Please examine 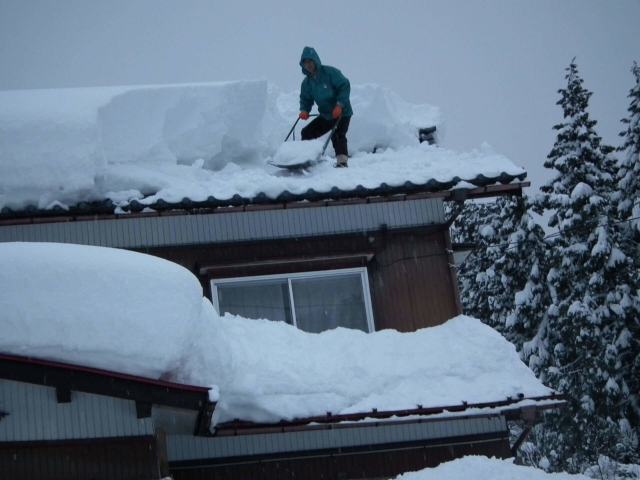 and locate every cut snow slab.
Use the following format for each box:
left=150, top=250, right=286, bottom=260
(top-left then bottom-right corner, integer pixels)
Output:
left=0, top=242, right=552, bottom=427
left=270, top=138, right=326, bottom=166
